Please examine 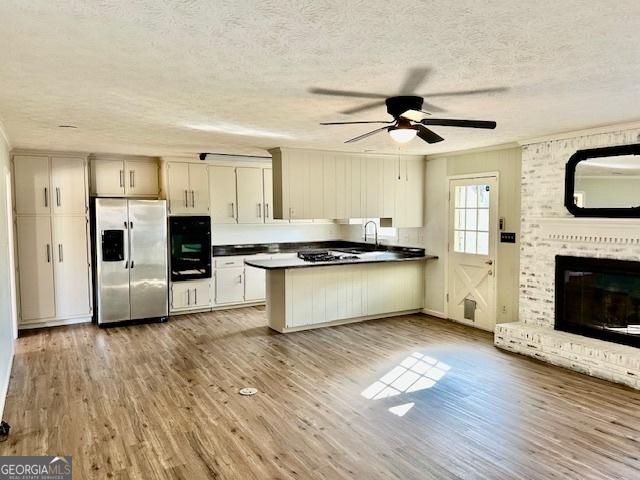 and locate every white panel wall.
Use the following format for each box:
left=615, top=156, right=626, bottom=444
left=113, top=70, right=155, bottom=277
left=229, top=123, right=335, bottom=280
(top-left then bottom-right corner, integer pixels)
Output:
left=0, top=125, right=16, bottom=418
